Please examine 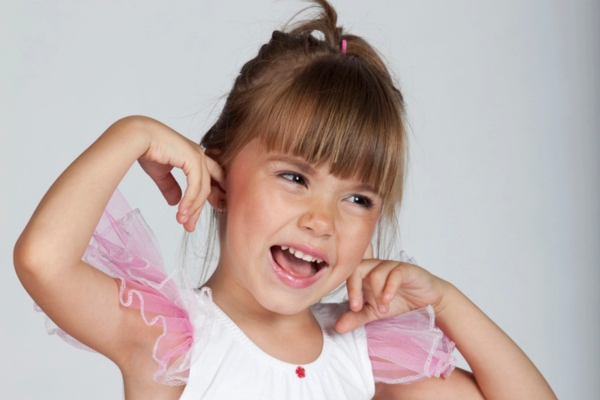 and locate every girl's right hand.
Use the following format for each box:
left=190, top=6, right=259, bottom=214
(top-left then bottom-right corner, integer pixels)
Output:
left=335, top=254, right=448, bottom=334
left=136, top=117, right=225, bottom=232
left=14, top=115, right=224, bottom=399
